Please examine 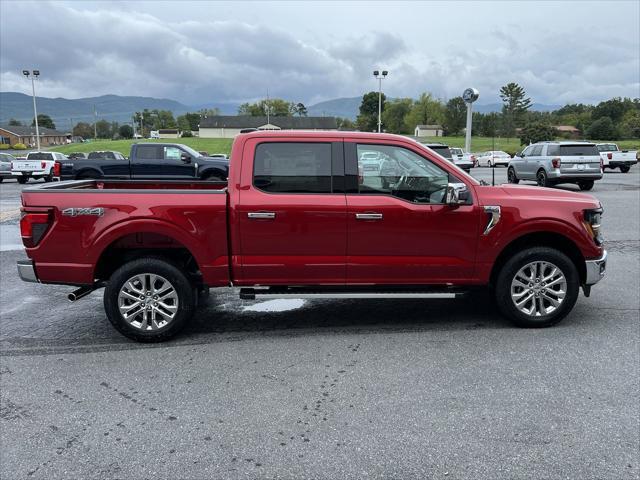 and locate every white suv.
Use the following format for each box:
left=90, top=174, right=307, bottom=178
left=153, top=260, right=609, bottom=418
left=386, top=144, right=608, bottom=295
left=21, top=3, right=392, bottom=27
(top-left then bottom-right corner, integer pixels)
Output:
left=508, top=141, right=602, bottom=191
left=11, top=151, right=66, bottom=184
